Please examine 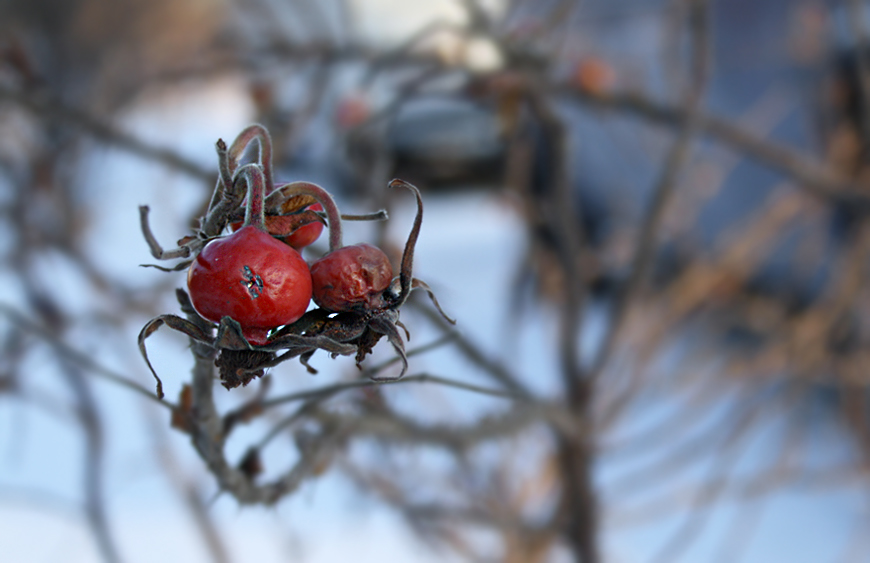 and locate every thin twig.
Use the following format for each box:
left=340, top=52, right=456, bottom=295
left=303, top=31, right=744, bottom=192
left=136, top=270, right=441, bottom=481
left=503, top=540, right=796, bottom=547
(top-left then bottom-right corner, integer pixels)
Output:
left=415, top=303, right=533, bottom=397
left=0, top=305, right=175, bottom=411
left=61, top=362, right=122, bottom=563
left=846, top=0, right=870, bottom=156
left=0, top=83, right=212, bottom=181
left=589, top=0, right=710, bottom=380
left=259, top=371, right=524, bottom=413
left=361, top=332, right=459, bottom=376
left=564, top=86, right=870, bottom=207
